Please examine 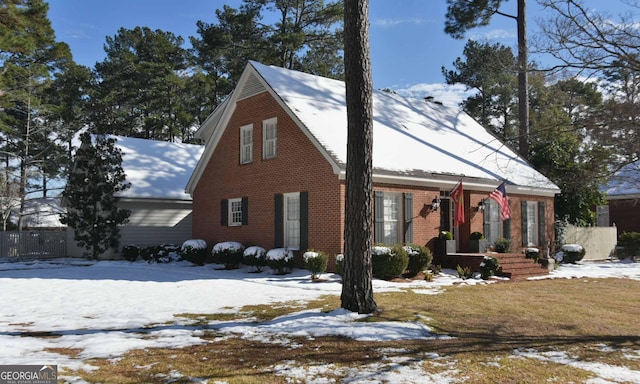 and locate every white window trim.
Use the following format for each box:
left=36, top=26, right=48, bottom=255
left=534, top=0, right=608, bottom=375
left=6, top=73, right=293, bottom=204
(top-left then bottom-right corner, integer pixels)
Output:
left=283, top=192, right=300, bottom=250
left=228, top=198, right=243, bottom=227
left=383, top=192, right=403, bottom=244
left=263, top=117, right=277, bottom=159
left=240, top=124, right=253, bottom=164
